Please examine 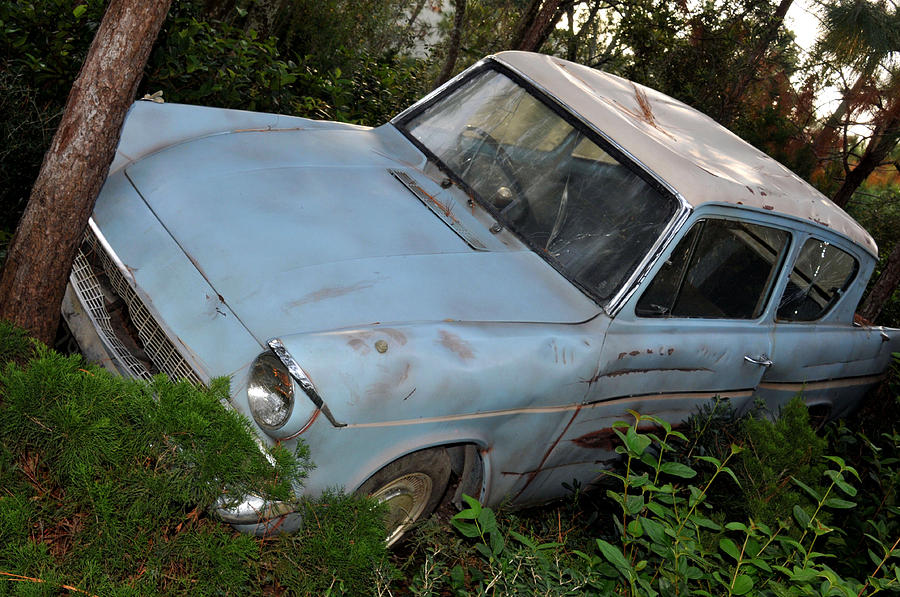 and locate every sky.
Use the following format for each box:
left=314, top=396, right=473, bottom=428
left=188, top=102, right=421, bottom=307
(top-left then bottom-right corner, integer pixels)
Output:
left=786, top=0, right=823, bottom=54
